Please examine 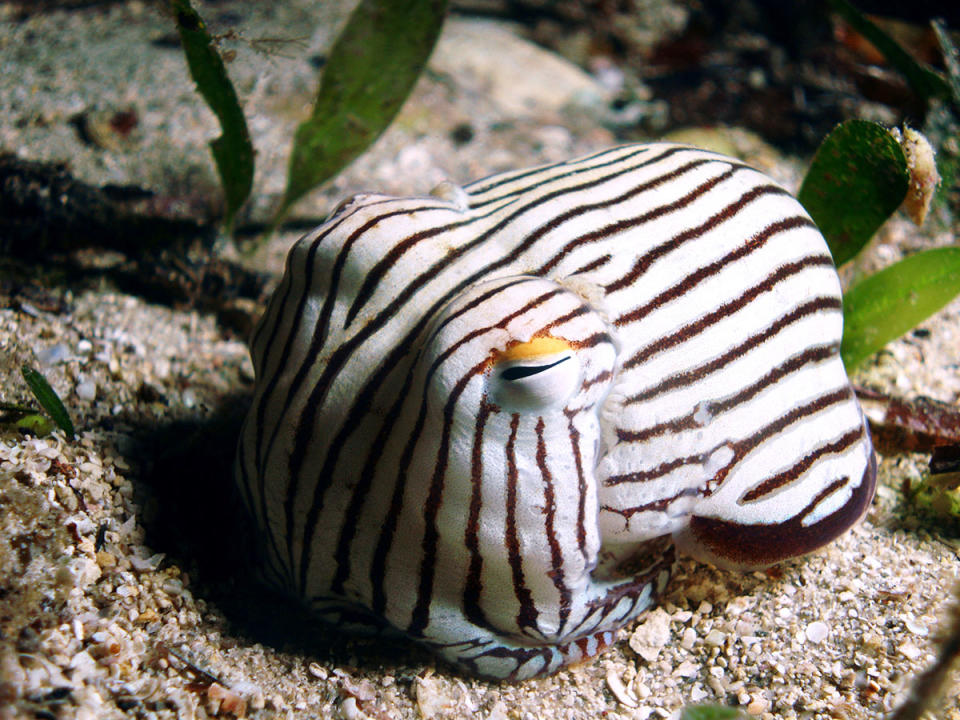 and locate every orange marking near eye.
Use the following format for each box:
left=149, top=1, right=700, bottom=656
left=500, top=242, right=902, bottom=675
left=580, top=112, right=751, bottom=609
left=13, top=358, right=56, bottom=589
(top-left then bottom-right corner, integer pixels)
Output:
left=499, top=336, right=572, bottom=362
